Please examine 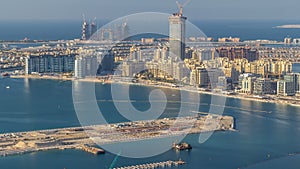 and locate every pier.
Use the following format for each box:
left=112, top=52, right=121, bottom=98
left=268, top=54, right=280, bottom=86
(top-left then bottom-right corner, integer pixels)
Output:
left=80, top=144, right=105, bottom=155
left=113, top=160, right=186, bottom=169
